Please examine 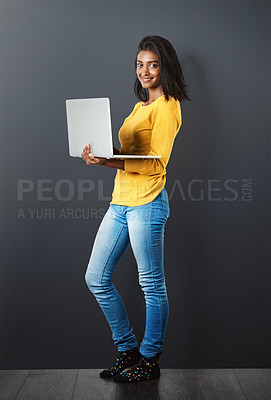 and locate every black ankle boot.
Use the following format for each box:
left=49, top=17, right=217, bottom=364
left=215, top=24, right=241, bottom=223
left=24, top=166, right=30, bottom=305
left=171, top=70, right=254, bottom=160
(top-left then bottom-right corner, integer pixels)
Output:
left=100, top=347, right=141, bottom=378
left=113, top=351, right=162, bottom=383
